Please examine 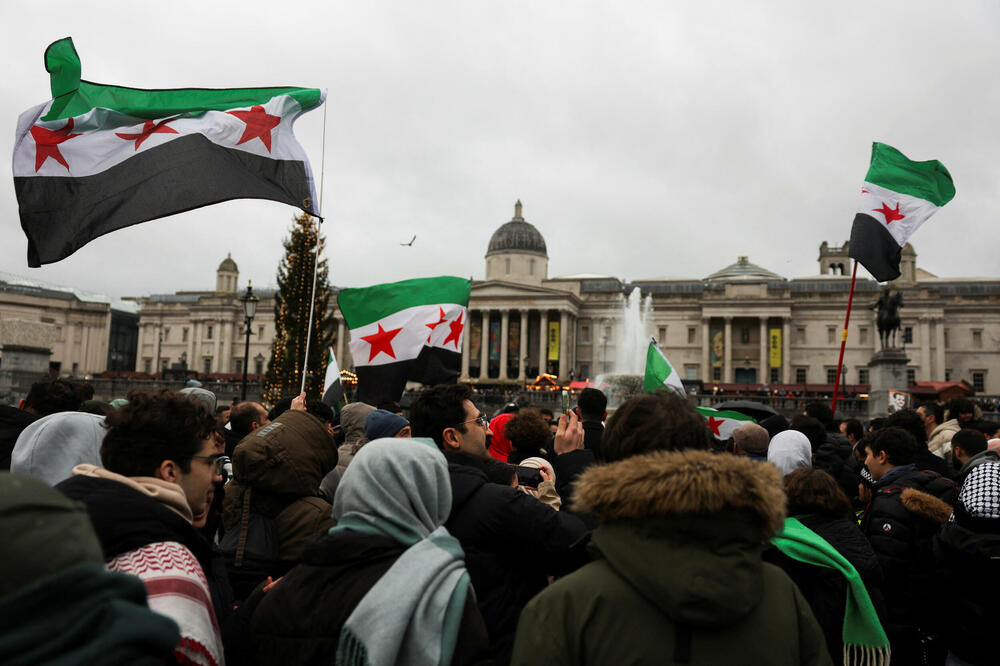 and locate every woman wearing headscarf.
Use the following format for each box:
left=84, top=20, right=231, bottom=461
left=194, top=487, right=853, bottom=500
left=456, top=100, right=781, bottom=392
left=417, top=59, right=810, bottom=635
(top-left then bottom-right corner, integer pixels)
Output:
left=249, top=438, right=491, bottom=665
left=768, top=430, right=813, bottom=477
